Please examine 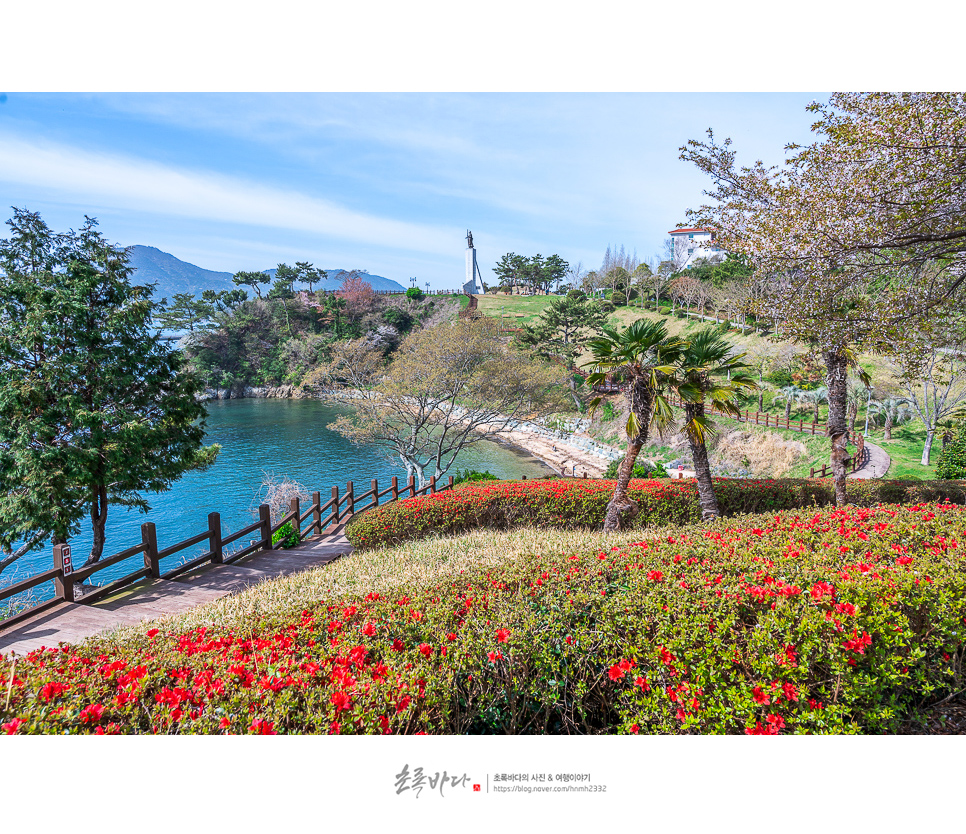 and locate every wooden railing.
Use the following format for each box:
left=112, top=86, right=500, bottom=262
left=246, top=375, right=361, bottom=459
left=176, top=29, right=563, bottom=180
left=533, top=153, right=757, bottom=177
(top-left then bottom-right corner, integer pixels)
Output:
left=0, top=474, right=455, bottom=631
left=667, top=397, right=828, bottom=436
